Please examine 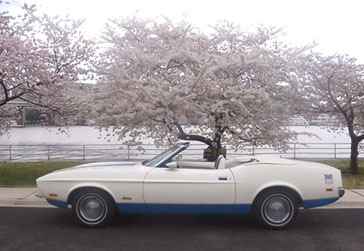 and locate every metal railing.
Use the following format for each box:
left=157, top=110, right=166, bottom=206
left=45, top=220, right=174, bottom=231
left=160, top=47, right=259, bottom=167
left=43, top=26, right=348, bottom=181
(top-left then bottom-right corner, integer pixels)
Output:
left=0, top=143, right=362, bottom=162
